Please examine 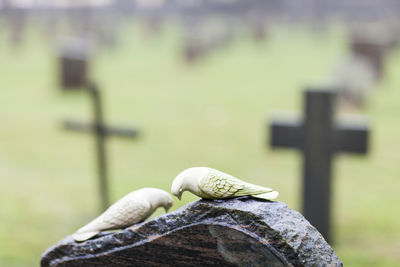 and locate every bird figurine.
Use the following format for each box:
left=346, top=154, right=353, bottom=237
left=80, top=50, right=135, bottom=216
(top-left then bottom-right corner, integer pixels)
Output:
left=72, top=188, right=173, bottom=242
left=171, top=167, right=279, bottom=200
